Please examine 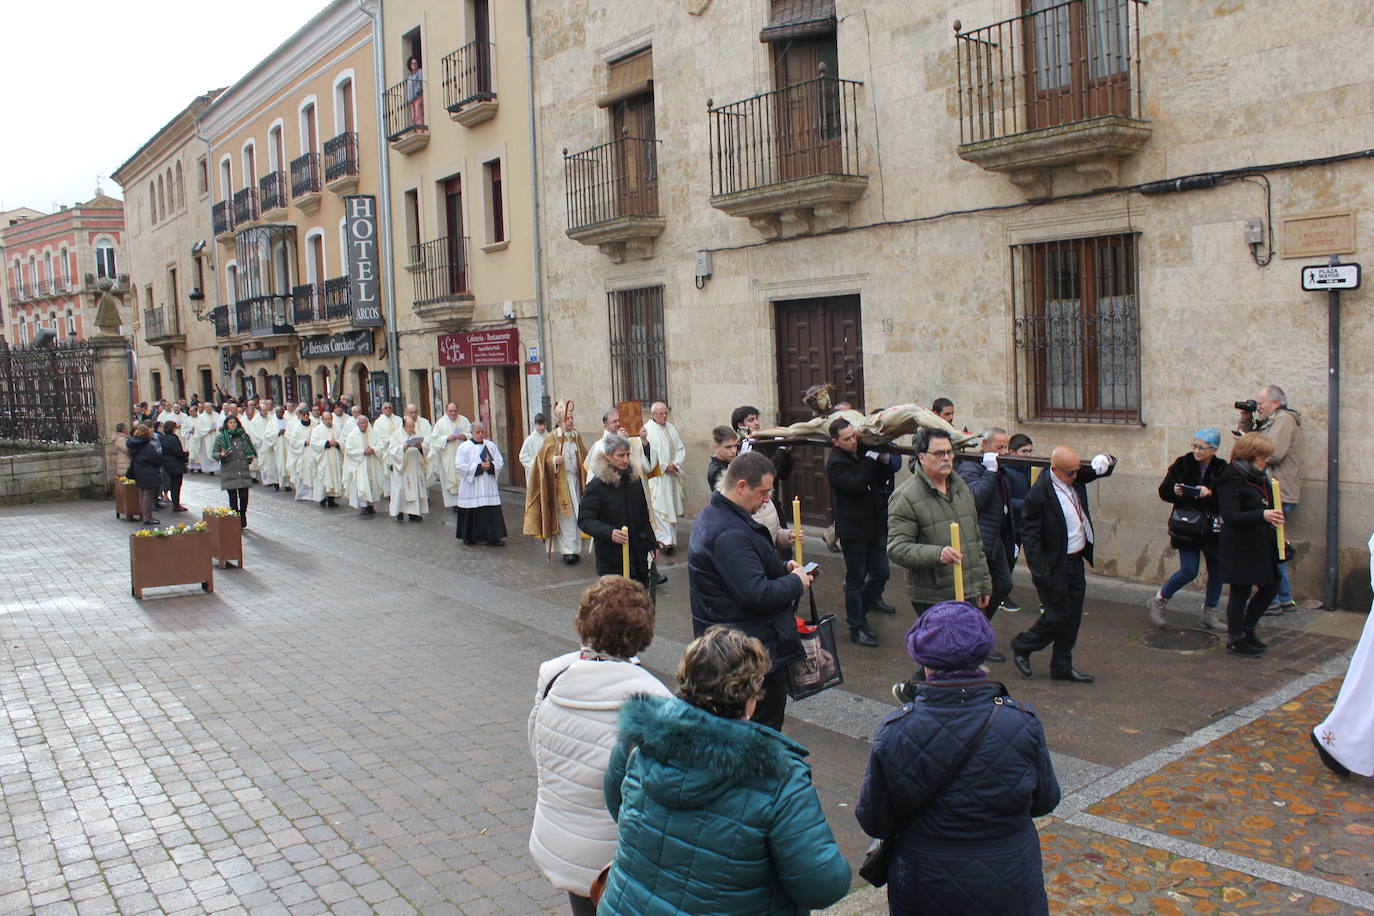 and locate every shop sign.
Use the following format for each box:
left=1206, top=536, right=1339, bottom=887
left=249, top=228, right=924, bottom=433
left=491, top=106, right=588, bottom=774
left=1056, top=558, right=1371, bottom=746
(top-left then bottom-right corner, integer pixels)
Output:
left=241, top=346, right=276, bottom=361
left=300, top=329, right=374, bottom=359
left=437, top=328, right=519, bottom=367
left=343, top=195, right=384, bottom=327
